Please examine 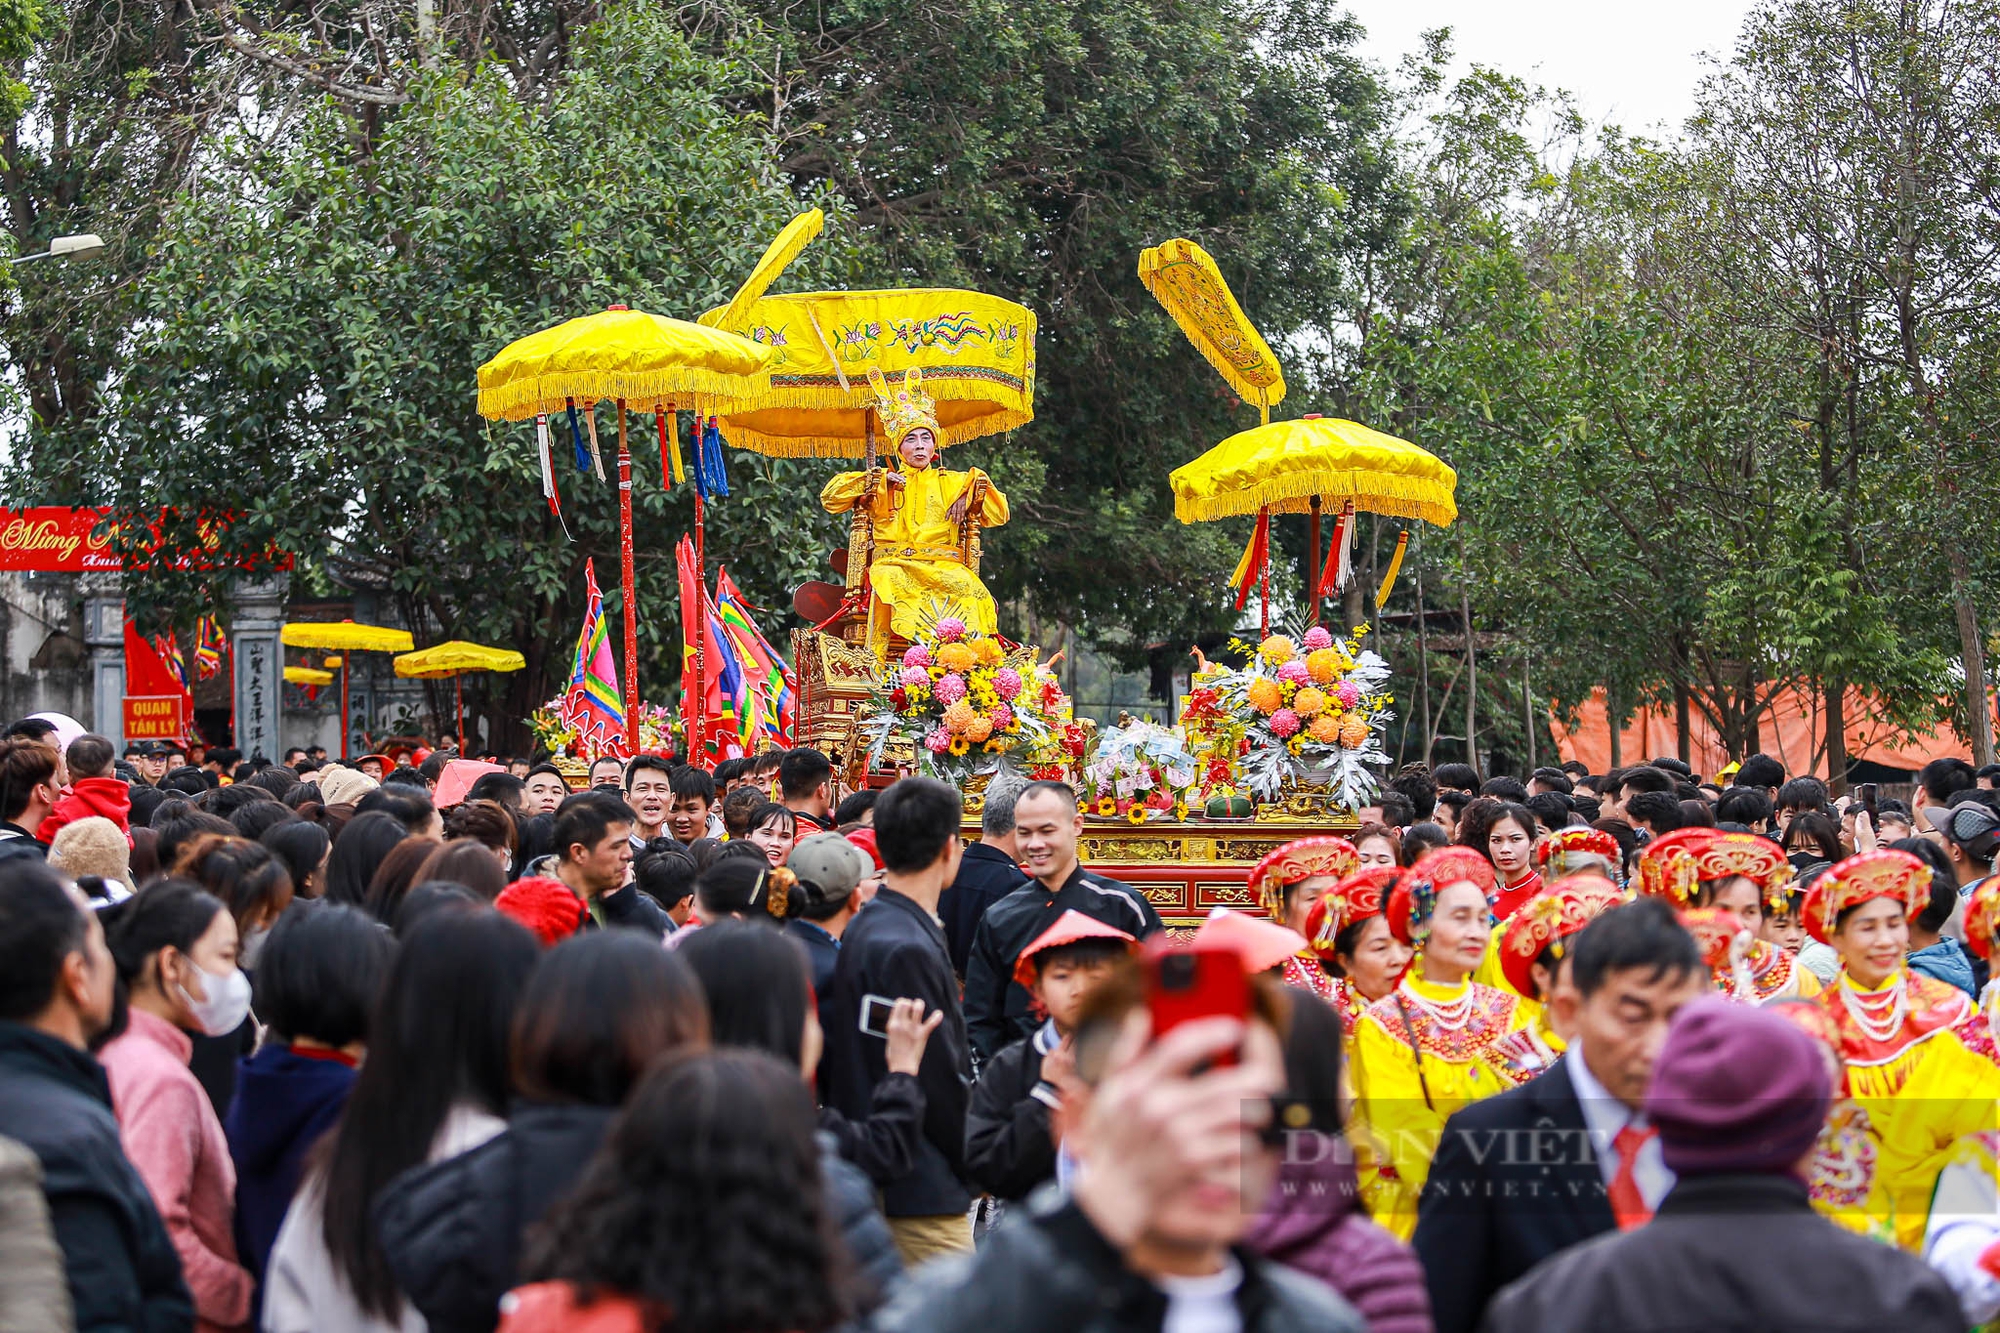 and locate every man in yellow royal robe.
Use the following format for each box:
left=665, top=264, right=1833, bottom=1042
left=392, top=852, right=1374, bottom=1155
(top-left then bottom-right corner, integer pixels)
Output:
left=819, top=366, right=1009, bottom=642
